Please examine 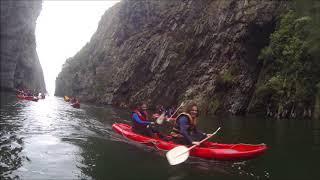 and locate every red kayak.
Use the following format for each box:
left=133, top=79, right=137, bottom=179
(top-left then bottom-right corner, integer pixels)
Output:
left=152, top=113, right=176, bottom=121
left=112, top=123, right=267, bottom=161
left=71, top=102, right=80, bottom=108
left=16, top=95, right=39, bottom=102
